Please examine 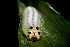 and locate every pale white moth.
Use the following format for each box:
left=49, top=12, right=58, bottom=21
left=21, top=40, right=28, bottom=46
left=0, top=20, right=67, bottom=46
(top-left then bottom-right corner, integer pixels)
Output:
left=22, top=6, right=43, bottom=42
